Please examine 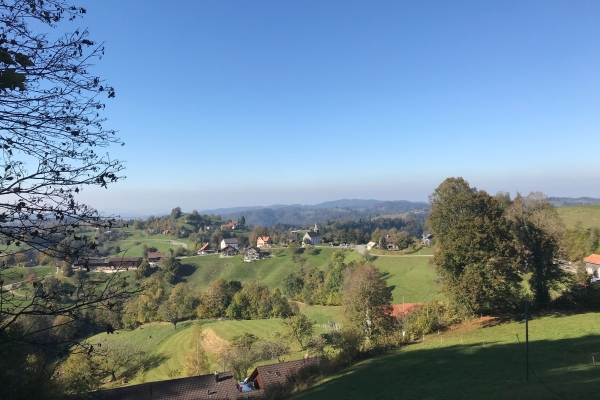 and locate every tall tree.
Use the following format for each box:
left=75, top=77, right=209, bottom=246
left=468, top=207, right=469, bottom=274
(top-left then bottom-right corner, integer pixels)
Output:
left=342, top=263, right=394, bottom=341
left=160, top=283, right=198, bottom=329
left=506, top=193, right=566, bottom=307
left=0, top=2, right=134, bottom=397
left=184, top=322, right=210, bottom=377
left=427, top=177, right=522, bottom=314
